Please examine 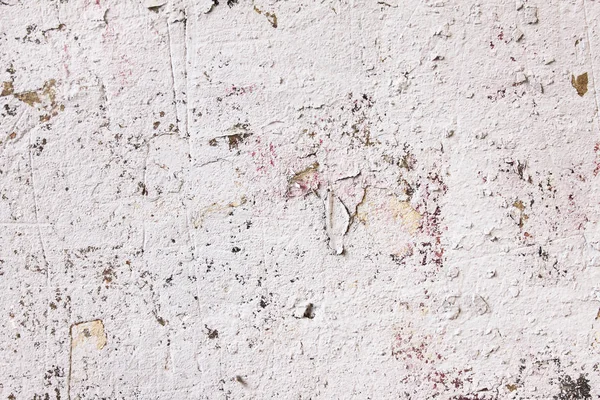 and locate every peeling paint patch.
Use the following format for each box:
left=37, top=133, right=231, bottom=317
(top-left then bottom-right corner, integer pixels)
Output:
left=70, top=320, right=107, bottom=350
left=325, top=191, right=350, bottom=255
left=287, top=162, right=320, bottom=197
left=572, top=73, right=588, bottom=97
